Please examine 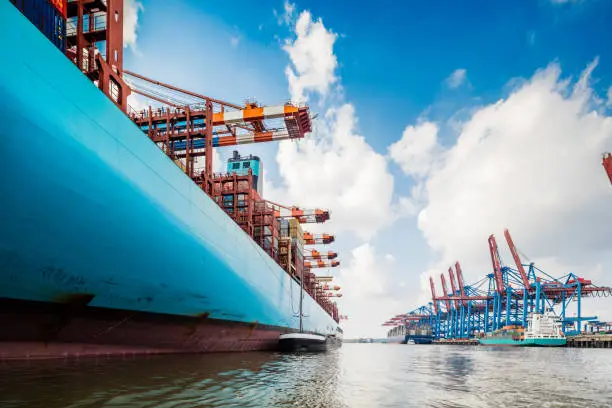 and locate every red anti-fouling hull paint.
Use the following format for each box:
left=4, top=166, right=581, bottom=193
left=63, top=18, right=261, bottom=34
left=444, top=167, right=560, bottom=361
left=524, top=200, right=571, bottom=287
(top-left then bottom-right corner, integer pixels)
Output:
left=0, top=299, right=286, bottom=360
